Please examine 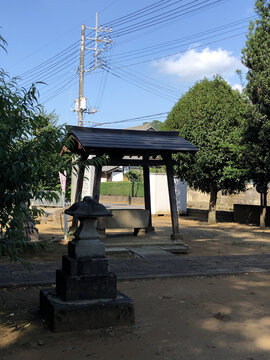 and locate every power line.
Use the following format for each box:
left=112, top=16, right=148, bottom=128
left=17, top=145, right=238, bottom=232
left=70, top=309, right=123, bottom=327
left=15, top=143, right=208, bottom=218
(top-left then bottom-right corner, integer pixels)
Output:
left=14, top=0, right=251, bottom=120
left=20, top=49, right=79, bottom=87
left=109, top=26, right=249, bottom=65
left=19, top=31, right=96, bottom=85
left=108, top=63, right=180, bottom=95
left=38, top=26, right=249, bottom=106
left=19, top=40, right=79, bottom=78
left=35, top=26, right=249, bottom=107
left=17, top=0, right=231, bottom=83
left=105, top=0, right=174, bottom=26
left=88, top=112, right=169, bottom=127
left=110, top=16, right=253, bottom=61
left=112, top=0, right=194, bottom=32
left=104, top=30, right=247, bottom=70
left=112, top=0, right=229, bottom=37
left=102, top=64, right=178, bottom=102
left=42, top=73, right=78, bottom=105
left=38, top=23, right=248, bottom=106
